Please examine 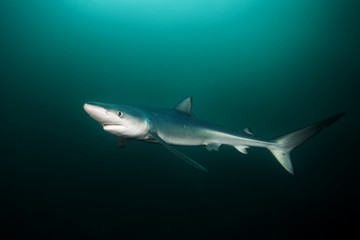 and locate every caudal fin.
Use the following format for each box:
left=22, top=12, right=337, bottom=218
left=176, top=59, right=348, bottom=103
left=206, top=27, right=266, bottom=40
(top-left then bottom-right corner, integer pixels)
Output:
left=268, top=112, right=345, bottom=174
